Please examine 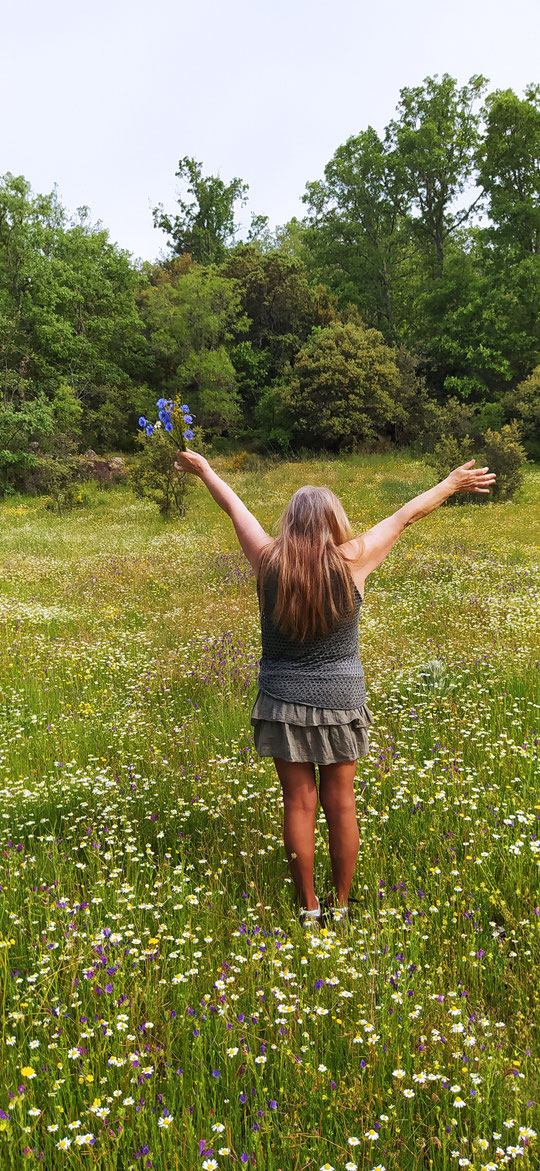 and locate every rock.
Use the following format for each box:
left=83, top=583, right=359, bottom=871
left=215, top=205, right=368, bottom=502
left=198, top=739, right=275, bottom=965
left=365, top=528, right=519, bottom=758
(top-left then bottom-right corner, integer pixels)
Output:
left=78, top=454, right=127, bottom=484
